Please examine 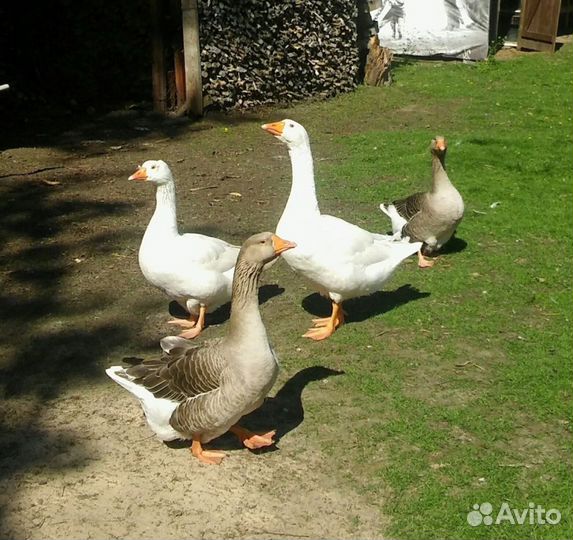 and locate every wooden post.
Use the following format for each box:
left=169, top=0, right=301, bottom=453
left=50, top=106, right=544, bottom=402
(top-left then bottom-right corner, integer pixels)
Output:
left=150, top=0, right=167, bottom=112
left=174, top=49, right=186, bottom=108
left=181, top=0, right=203, bottom=116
